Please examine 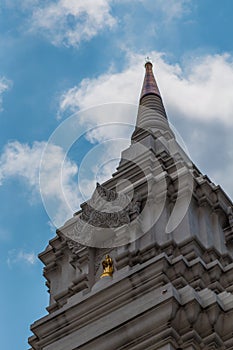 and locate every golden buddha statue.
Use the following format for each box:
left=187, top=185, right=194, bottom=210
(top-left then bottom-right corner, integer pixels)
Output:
left=100, top=254, right=114, bottom=278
